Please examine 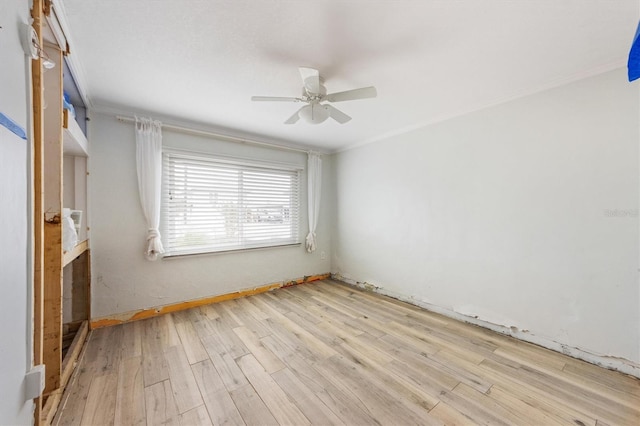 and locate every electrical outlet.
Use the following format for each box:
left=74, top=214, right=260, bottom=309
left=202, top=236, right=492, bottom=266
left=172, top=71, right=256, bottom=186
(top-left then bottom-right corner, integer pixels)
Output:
left=320, top=251, right=326, bottom=260
left=25, top=364, right=45, bottom=400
